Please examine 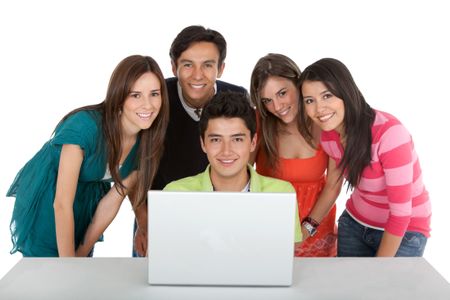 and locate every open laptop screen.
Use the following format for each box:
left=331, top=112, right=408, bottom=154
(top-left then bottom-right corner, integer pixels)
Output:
left=147, top=190, right=297, bottom=286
